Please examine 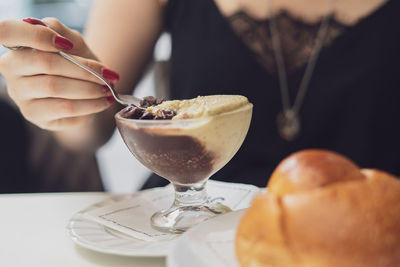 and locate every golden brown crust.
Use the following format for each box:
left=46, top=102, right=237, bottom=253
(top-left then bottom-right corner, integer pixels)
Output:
left=236, top=150, right=400, bottom=267
left=236, top=193, right=297, bottom=267
left=268, top=149, right=365, bottom=196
